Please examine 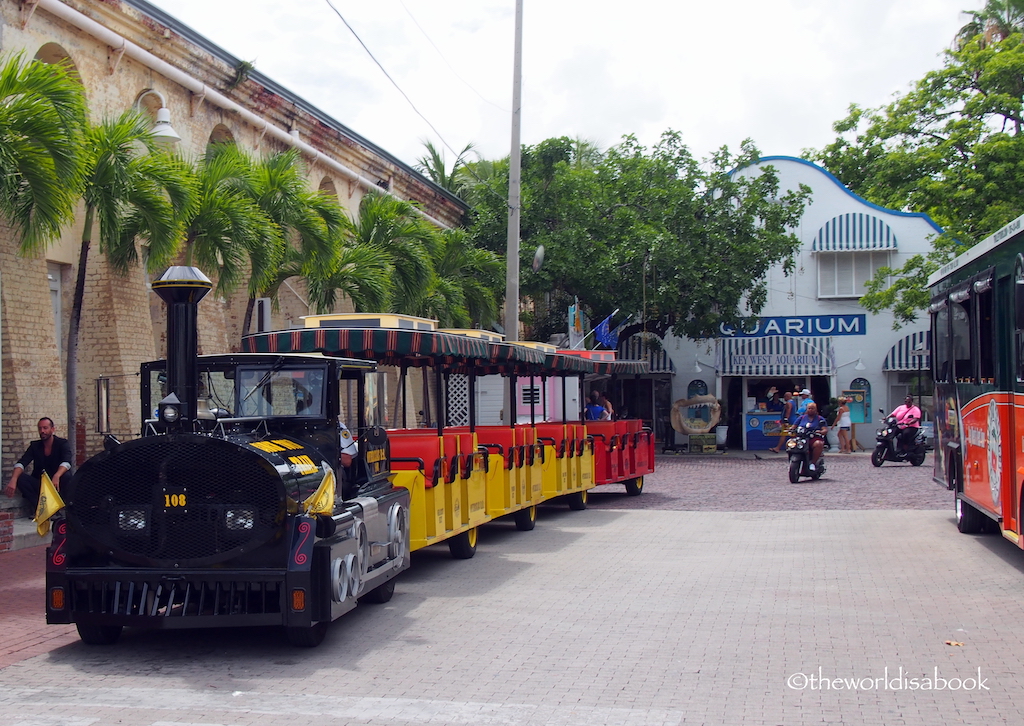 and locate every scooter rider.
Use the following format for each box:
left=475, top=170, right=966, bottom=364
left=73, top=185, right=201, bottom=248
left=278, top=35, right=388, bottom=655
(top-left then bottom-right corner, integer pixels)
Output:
left=889, top=395, right=921, bottom=453
left=794, top=401, right=828, bottom=471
